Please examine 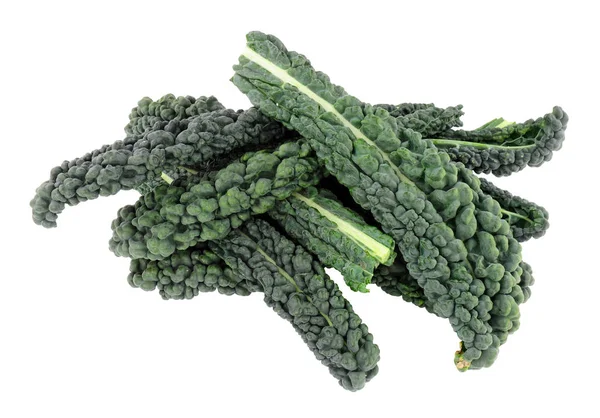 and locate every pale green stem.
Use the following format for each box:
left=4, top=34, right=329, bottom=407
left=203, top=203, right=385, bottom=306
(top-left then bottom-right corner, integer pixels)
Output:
left=160, top=172, right=174, bottom=184
left=500, top=209, right=534, bottom=224
left=292, top=193, right=393, bottom=263
left=430, top=138, right=536, bottom=150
